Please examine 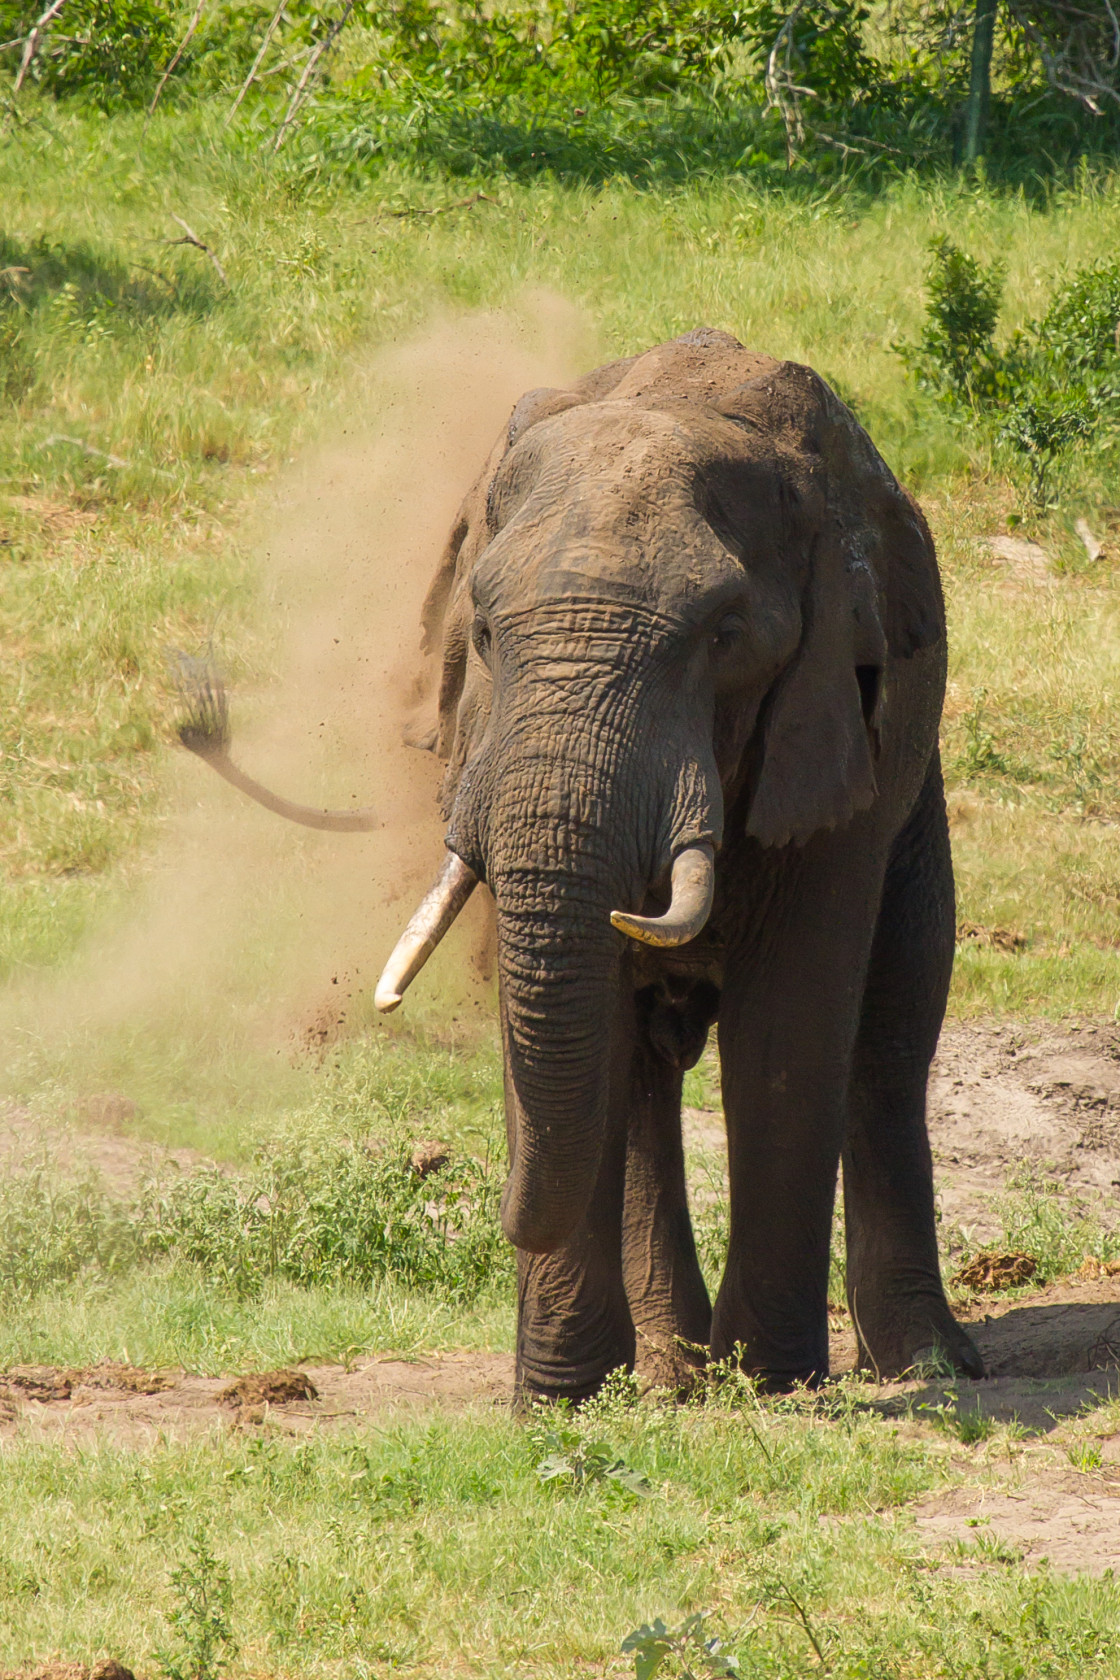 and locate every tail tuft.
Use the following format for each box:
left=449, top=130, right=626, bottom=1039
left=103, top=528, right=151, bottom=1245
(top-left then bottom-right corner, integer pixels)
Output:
left=170, top=651, right=231, bottom=758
